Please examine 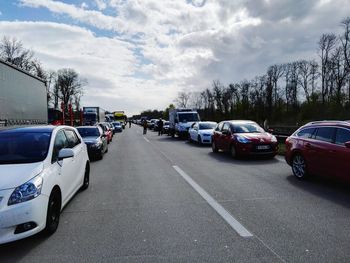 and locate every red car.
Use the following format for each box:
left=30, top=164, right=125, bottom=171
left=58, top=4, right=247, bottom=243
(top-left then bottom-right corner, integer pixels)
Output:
left=285, top=121, right=350, bottom=180
left=98, top=122, right=113, bottom=144
left=211, top=120, right=278, bottom=158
